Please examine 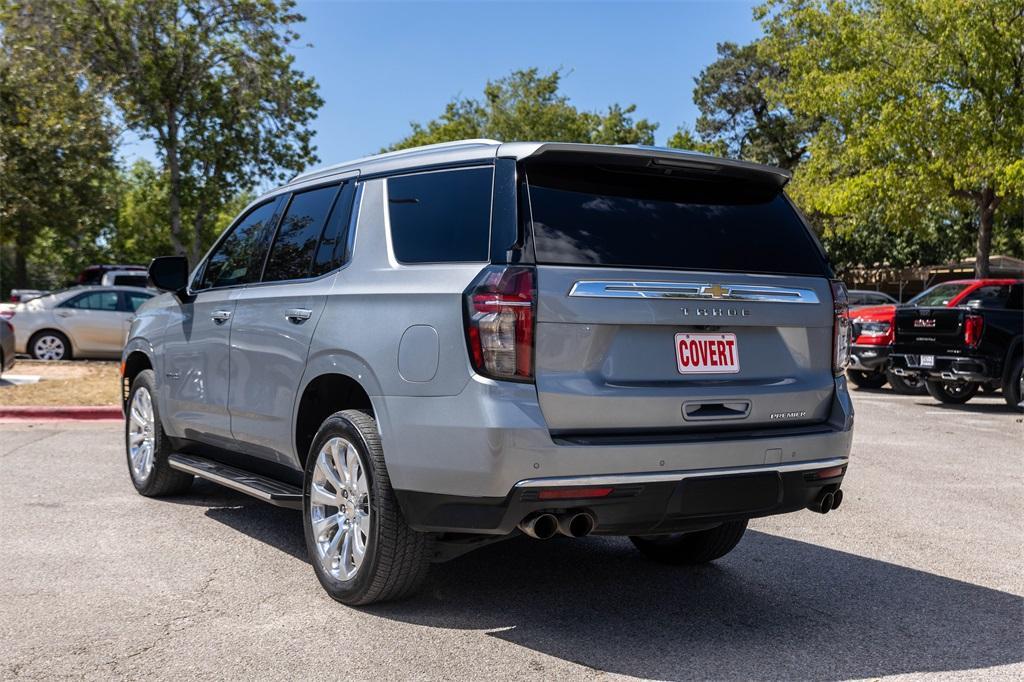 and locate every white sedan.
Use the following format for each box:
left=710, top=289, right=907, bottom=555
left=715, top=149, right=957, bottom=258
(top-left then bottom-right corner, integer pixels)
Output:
left=3, top=286, right=154, bottom=361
